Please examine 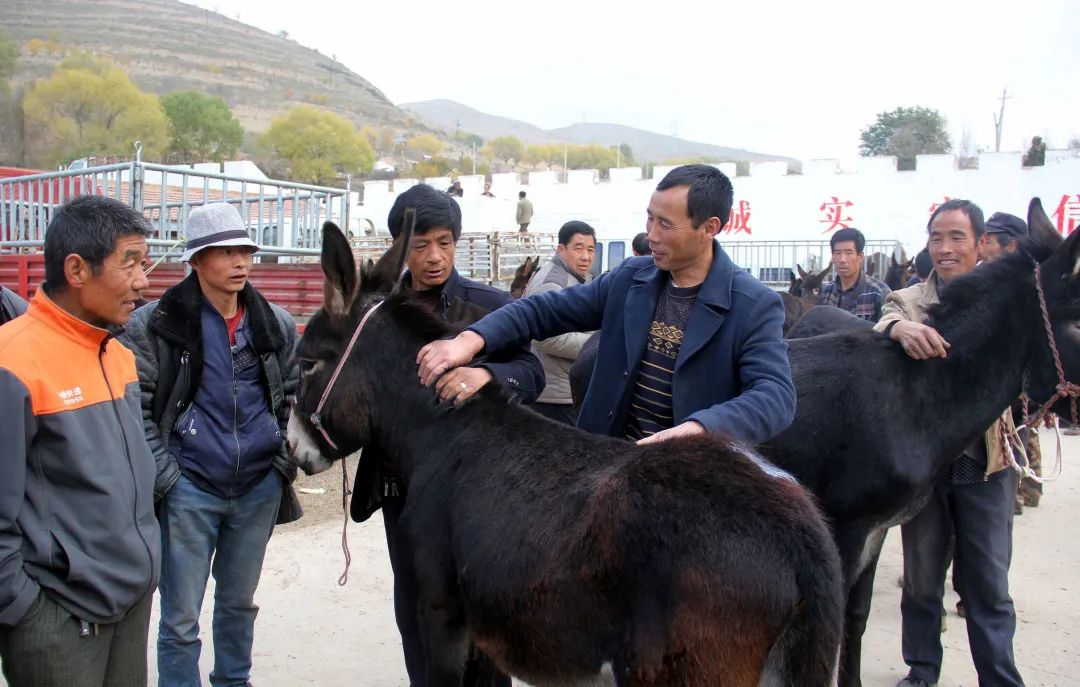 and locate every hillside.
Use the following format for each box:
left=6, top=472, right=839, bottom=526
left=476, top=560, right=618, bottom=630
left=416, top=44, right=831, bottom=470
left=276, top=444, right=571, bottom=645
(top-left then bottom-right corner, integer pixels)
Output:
left=402, top=99, right=792, bottom=163
left=0, top=0, right=413, bottom=133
